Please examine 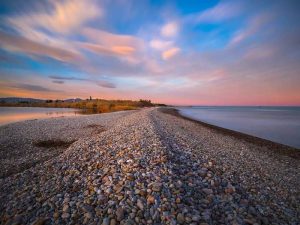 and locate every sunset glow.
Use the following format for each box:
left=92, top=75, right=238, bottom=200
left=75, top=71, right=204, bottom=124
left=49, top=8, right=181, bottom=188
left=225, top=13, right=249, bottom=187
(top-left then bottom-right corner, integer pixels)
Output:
left=0, top=0, right=299, bottom=105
